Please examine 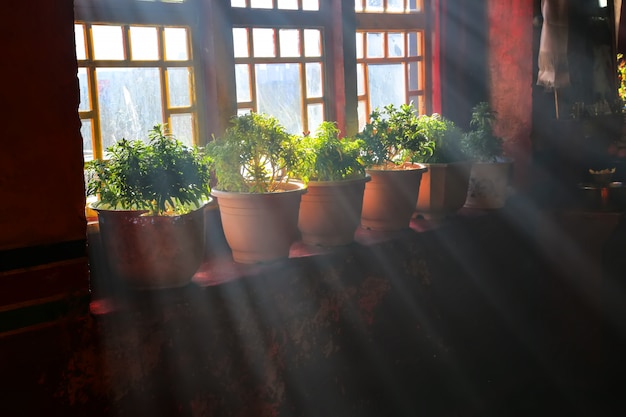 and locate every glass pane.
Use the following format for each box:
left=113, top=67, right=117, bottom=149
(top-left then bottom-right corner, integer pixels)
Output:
left=255, top=63, right=302, bottom=134
left=306, top=63, right=322, bottom=98
left=75, top=24, right=86, bottom=60
left=357, top=100, right=367, bottom=132
left=356, top=32, right=364, bottom=59
left=366, top=32, right=383, bottom=58
left=277, top=0, right=298, bottom=9
left=233, top=28, right=249, bottom=58
left=164, top=27, right=188, bottom=60
left=388, top=0, right=404, bottom=12
left=96, top=67, right=163, bottom=150
left=235, top=64, right=251, bottom=102
left=304, top=29, right=321, bottom=57
left=252, top=28, right=275, bottom=57
left=408, top=31, right=420, bottom=57
left=302, top=0, right=319, bottom=10
left=130, top=26, right=159, bottom=60
left=231, top=0, right=246, bottom=6
left=279, top=29, right=300, bottom=57
left=355, top=0, right=364, bottom=12
left=356, top=63, right=365, bottom=96
left=409, top=0, right=421, bottom=12
left=169, top=114, right=193, bottom=147
left=388, top=33, right=404, bottom=57
left=251, top=0, right=272, bottom=8
left=168, top=67, right=191, bottom=107
left=368, top=64, right=405, bottom=113
left=238, top=108, right=252, bottom=116
left=409, top=95, right=425, bottom=114
left=365, top=0, right=383, bottom=12
left=307, top=103, right=323, bottom=135
left=92, top=25, right=124, bottom=60
left=408, top=61, right=420, bottom=90
left=81, top=119, right=93, bottom=162
left=78, top=68, right=90, bottom=111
